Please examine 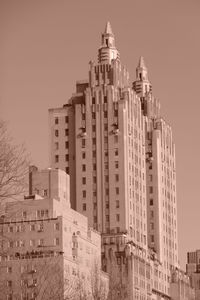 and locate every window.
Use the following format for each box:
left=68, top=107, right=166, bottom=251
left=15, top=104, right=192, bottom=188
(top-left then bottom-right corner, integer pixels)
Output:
left=7, top=295, right=12, bottom=300
left=43, top=190, right=48, bottom=196
left=65, top=154, right=69, bottom=161
left=114, top=135, right=118, bottom=143
left=30, top=239, right=35, bottom=247
left=149, top=186, right=153, bottom=193
left=115, top=161, right=119, bottom=168
left=106, top=202, right=109, bottom=209
left=65, top=129, right=69, bottom=136
left=54, top=238, right=59, bottom=246
left=104, top=111, right=108, bottom=118
left=83, top=190, right=86, bottom=198
left=55, top=130, right=59, bottom=137
left=82, top=113, right=86, bottom=120
left=104, top=96, right=107, bottom=103
left=104, top=137, right=108, bottom=143
left=104, top=124, right=108, bottom=131
left=114, top=110, right=118, bottom=117
left=21, top=211, right=27, bottom=220
left=114, top=149, right=118, bottom=156
left=55, top=223, right=60, bottom=230
left=105, top=189, right=109, bottom=196
left=106, top=215, right=109, bottom=222
left=92, top=97, right=95, bottom=104
left=150, top=199, right=153, bottom=206
left=150, top=223, right=154, bottom=230
left=38, top=239, right=44, bottom=246
left=55, top=142, right=59, bottom=150
left=82, top=139, right=86, bottom=148
left=105, top=175, right=109, bottom=182
left=82, top=164, right=86, bottom=172
left=7, top=281, right=12, bottom=287
left=116, top=187, right=119, bottom=195
left=151, top=235, right=154, bottom=243
left=92, top=112, right=96, bottom=119
left=30, top=224, right=35, bottom=231
left=55, top=117, right=59, bottom=124
left=55, top=155, right=59, bottom=163
left=116, top=200, right=120, bottom=208
left=82, top=152, right=86, bottom=159
left=92, top=138, right=96, bottom=145
left=116, top=214, right=120, bottom=222
left=83, top=203, right=86, bottom=211
left=92, top=125, right=96, bottom=131
left=82, top=177, right=86, bottom=185
left=38, top=223, right=44, bottom=232
left=92, top=150, right=96, bottom=158
left=115, top=174, right=119, bottom=182
left=66, top=167, right=69, bottom=174
left=65, top=116, right=69, bottom=123
left=7, top=267, right=12, bottom=273
left=93, top=177, right=96, bottom=184
left=65, top=141, right=69, bottom=149
left=8, top=241, right=14, bottom=248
